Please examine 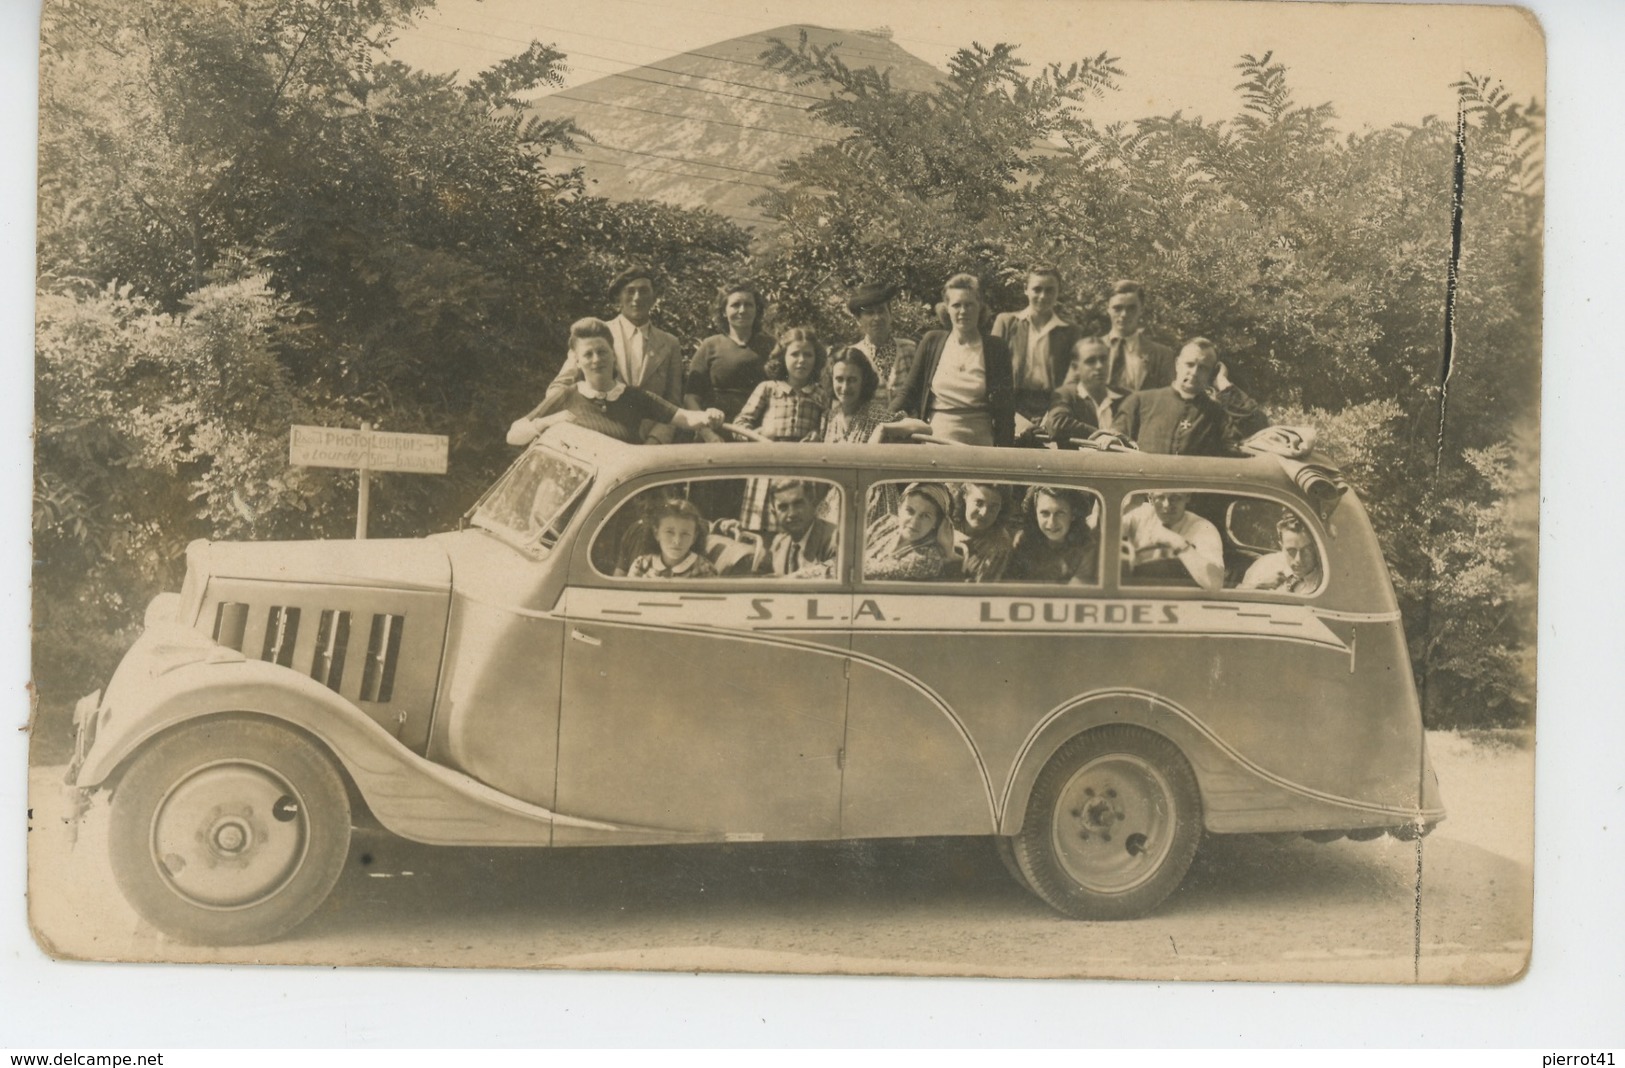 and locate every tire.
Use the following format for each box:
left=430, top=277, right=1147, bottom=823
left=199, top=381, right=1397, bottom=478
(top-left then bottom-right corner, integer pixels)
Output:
left=992, top=836, right=1029, bottom=890
left=108, top=716, right=352, bottom=945
left=1012, top=725, right=1201, bottom=921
